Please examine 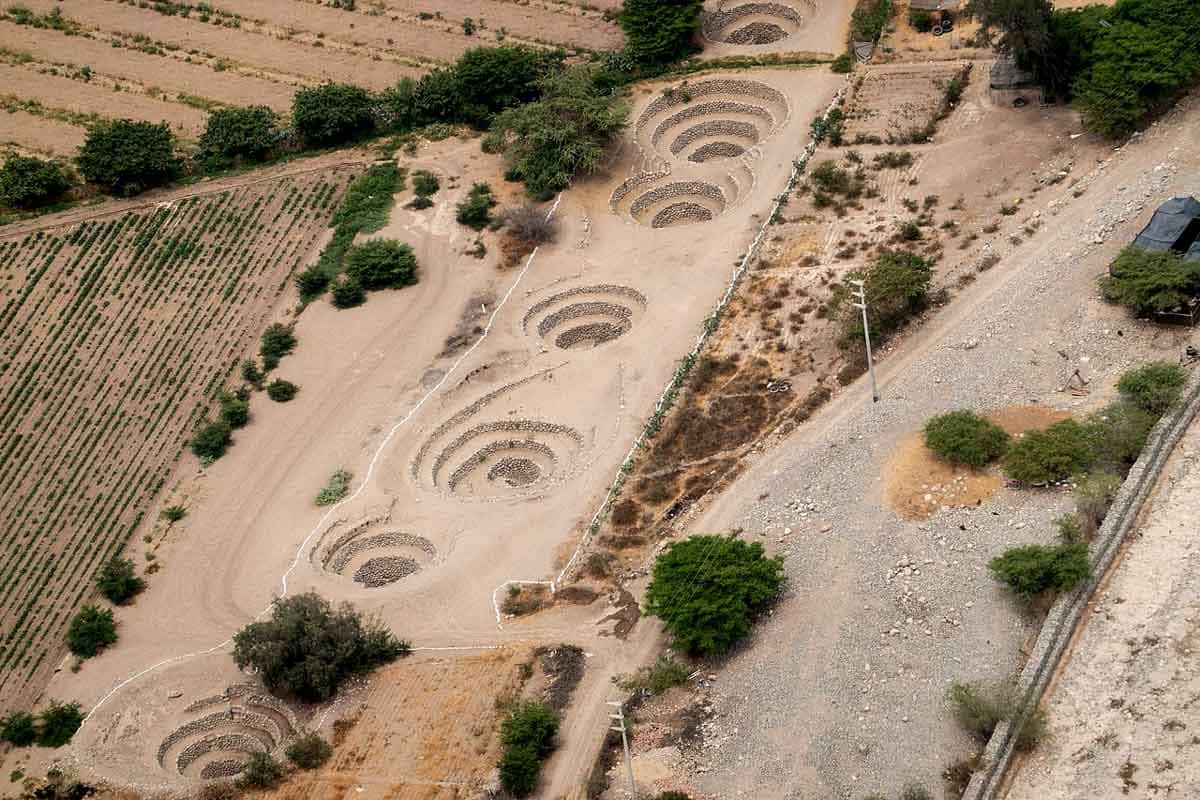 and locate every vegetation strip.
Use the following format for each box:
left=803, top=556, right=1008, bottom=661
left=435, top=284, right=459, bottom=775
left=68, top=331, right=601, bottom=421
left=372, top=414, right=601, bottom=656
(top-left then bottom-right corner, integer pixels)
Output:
left=963, top=370, right=1200, bottom=799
